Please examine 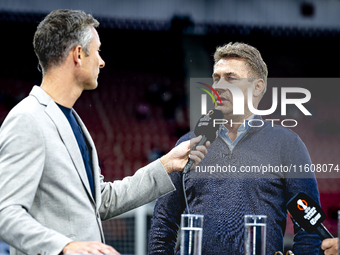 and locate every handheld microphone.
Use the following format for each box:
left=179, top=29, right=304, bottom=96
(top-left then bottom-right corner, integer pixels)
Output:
left=183, top=109, right=224, bottom=174
left=286, top=192, right=333, bottom=240
left=182, top=109, right=223, bottom=214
